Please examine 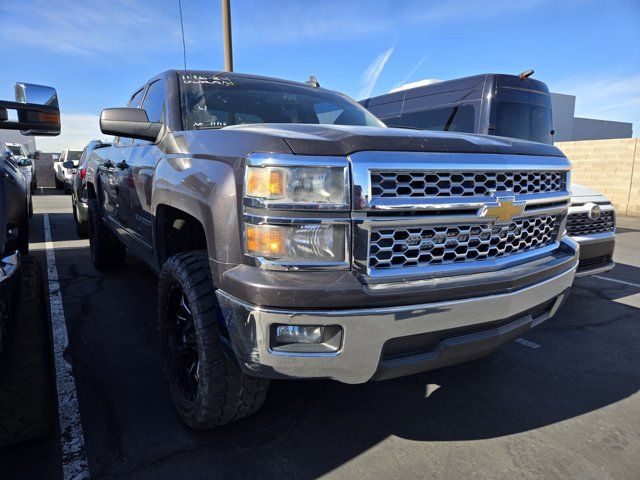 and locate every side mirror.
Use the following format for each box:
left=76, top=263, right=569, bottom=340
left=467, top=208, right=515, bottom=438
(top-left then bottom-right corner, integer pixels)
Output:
left=100, top=108, right=162, bottom=142
left=62, top=160, right=76, bottom=169
left=0, top=83, right=60, bottom=136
